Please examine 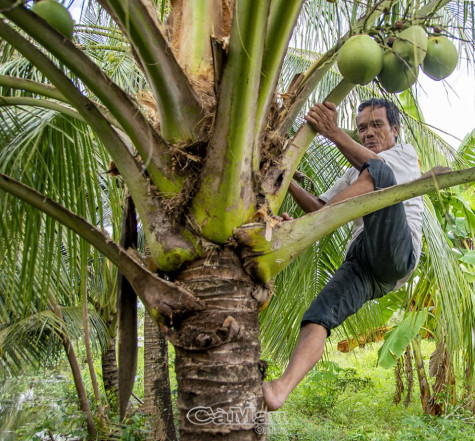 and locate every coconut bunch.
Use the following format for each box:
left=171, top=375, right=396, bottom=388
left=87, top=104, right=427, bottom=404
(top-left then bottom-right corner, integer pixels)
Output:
left=337, top=23, right=459, bottom=94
